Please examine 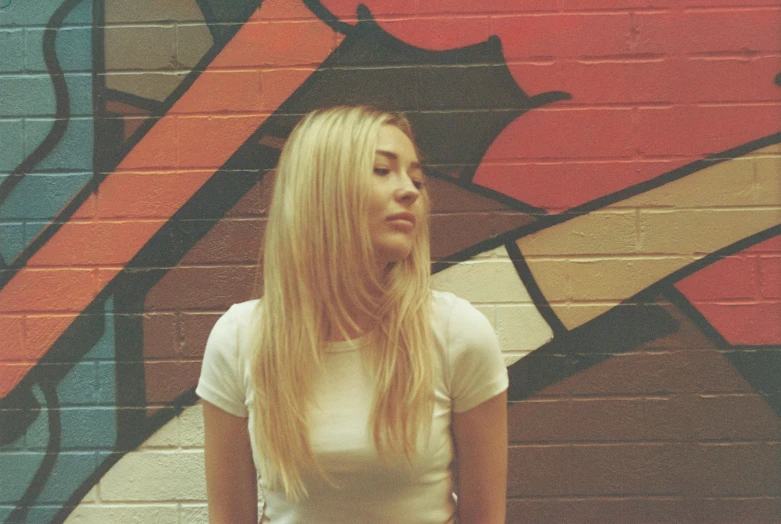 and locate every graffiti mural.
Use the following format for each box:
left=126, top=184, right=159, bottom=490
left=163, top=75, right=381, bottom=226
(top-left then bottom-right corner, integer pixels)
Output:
left=1, top=0, right=779, bottom=521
